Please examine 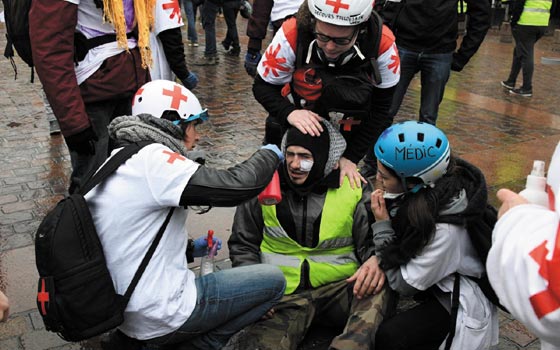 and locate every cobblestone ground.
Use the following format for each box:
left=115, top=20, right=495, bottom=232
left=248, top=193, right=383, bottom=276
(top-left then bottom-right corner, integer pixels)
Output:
left=1, top=8, right=560, bottom=350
